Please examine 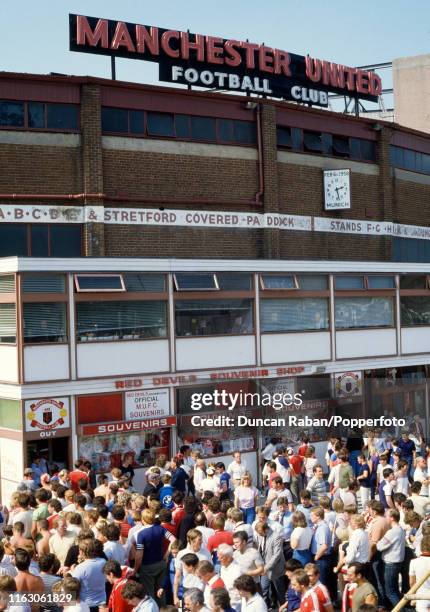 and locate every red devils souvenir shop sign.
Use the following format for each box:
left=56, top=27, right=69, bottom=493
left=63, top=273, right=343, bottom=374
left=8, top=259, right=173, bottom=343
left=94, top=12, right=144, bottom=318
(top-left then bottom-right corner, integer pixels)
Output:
left=69, top=14, right=382, bottom=106
left=81, top=415, right=177, bottom=436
